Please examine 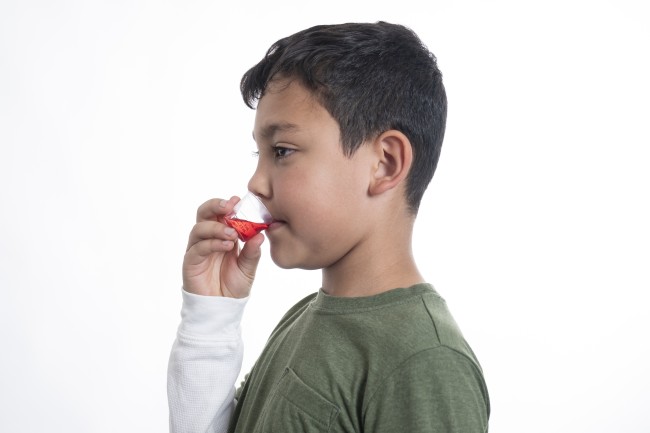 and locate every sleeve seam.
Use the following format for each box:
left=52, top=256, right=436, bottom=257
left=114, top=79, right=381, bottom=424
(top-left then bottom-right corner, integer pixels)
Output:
left=361, top=345, right=483, bottom=417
